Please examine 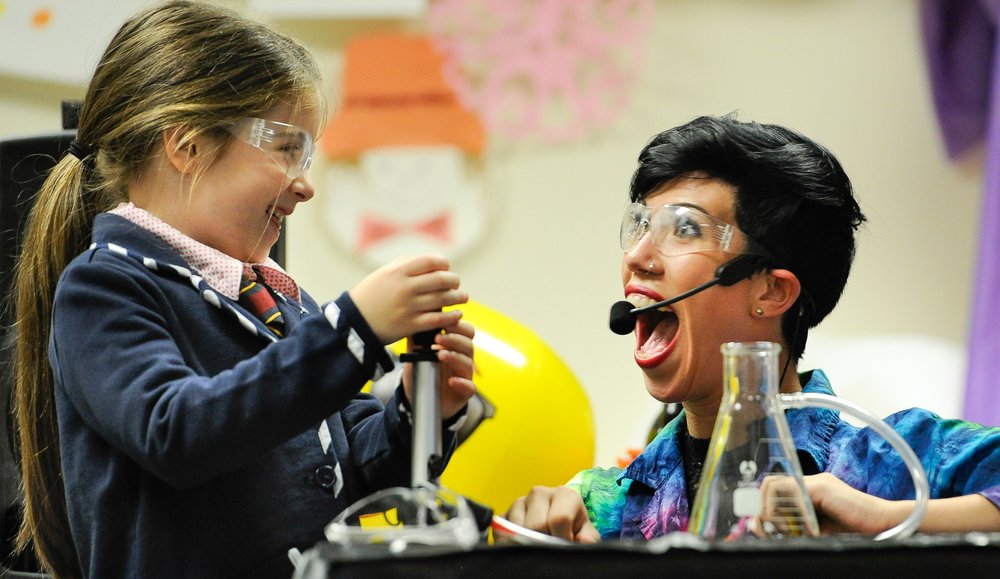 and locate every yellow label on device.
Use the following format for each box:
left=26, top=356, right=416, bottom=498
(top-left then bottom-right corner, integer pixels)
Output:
left=358, top=507, right=402, bottom=529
